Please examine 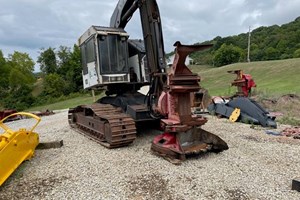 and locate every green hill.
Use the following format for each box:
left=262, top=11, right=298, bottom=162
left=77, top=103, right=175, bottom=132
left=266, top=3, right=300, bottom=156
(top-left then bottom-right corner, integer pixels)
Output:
left=191, top=16, right=300, bottom=65
left=192, top=58, right=300, bottom=96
